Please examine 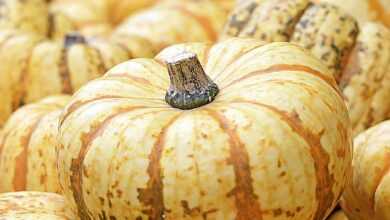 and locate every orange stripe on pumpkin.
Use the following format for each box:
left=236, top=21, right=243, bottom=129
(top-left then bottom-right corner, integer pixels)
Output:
left=369, top=0, right=389, bottom=27
left=137, top=113, right=181, bottom=219
left=58, top=47, right=73, bottom=94
left=13, top=115, right=45, bottom=191
left=232, top=100, right=336, bottom=220
left=222, top=64, right=342, bottom=98
left=172, top=5, right=217, bottom=41
left=60, top=95, right=128, bottom=126
left=205, top=109, right=263, bottom=220
left=69, top=106, right=148, bottom=220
